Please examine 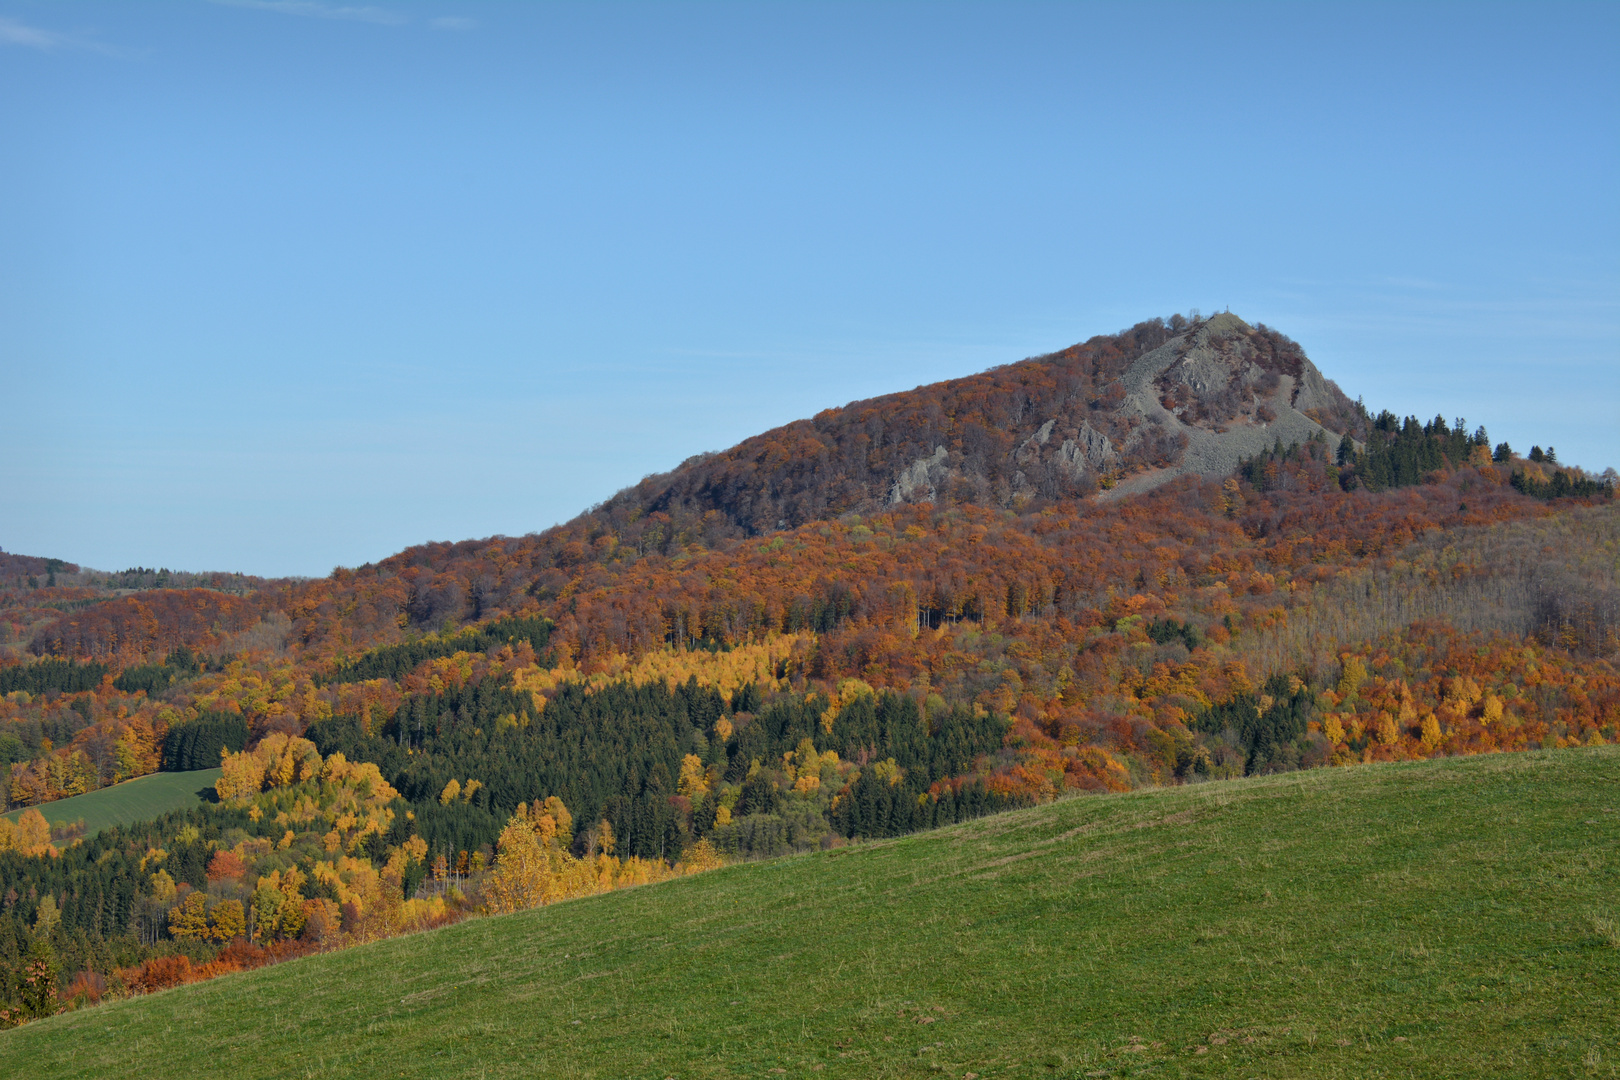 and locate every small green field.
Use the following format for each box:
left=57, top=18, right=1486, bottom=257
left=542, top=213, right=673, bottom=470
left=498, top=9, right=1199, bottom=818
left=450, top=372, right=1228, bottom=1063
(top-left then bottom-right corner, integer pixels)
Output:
left=9, top=749, right=1619, bottom=1079
left=3, top=768, right=220, bottom=838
